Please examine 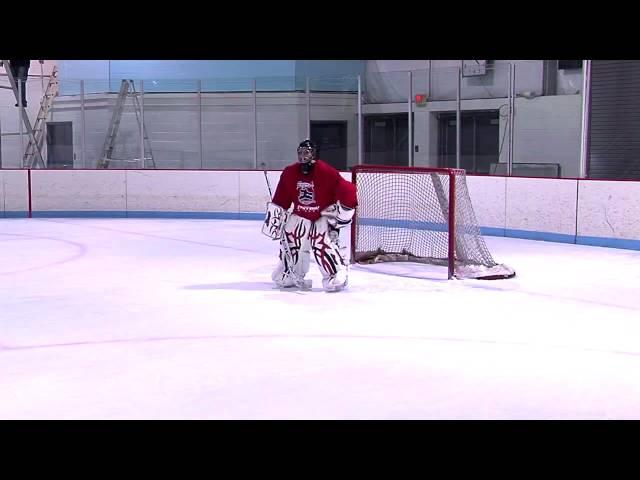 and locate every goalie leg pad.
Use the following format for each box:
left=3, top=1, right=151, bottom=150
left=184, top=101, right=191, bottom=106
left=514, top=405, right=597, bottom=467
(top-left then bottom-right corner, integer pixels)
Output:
left=271, top=214, right=312, bottom=288
left=310, top=216, right=349, bottom=292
